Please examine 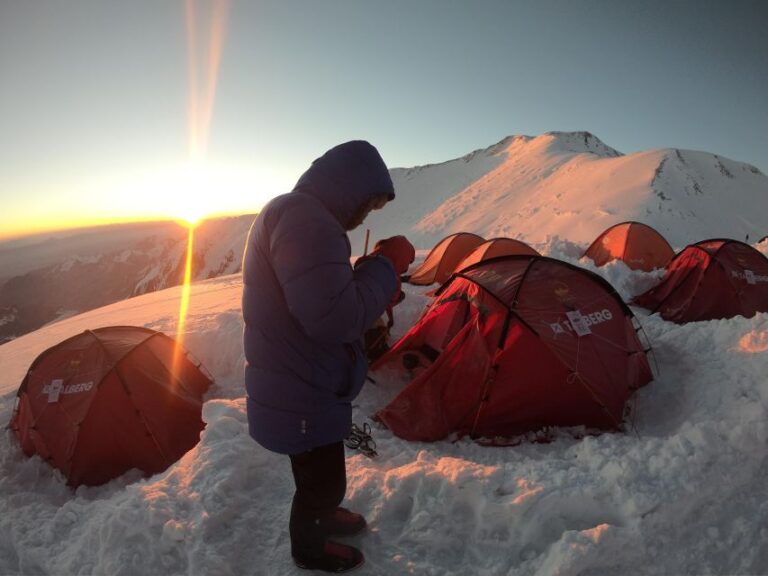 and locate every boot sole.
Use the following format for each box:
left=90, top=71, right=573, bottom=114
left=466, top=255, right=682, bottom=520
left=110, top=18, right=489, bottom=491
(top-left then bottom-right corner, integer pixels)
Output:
left=293, top=556, right=365, bottom=573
